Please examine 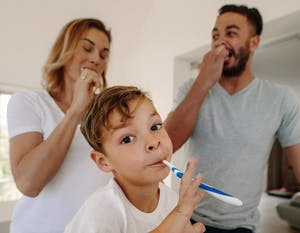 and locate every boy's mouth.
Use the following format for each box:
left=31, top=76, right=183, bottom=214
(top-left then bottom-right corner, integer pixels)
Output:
left=149, top=161, right=166, bottom=169
left=149, top=157, right=168, bottom=166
